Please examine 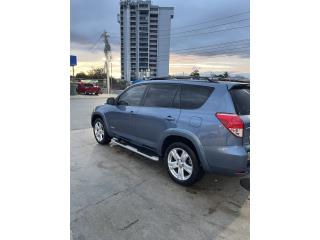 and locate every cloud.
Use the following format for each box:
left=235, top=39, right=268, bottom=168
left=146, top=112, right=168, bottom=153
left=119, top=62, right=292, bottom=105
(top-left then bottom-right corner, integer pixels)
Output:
left=71, top=0, right=250, bottom=77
